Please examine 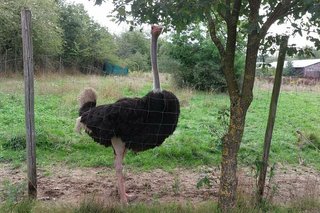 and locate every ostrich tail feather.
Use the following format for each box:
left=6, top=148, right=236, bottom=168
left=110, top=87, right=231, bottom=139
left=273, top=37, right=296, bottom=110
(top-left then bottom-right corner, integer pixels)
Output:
left=78, top=87, right=97, bottom=107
